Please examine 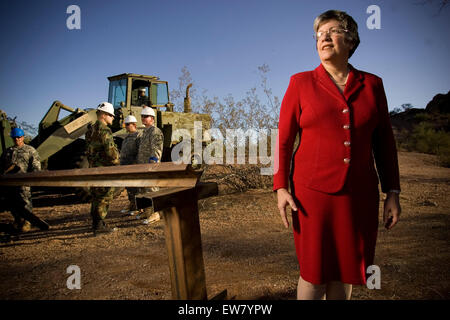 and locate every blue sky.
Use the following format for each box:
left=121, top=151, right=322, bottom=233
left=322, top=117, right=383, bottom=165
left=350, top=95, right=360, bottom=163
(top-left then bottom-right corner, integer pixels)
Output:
left=1, top=0, right=449, bottom=127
